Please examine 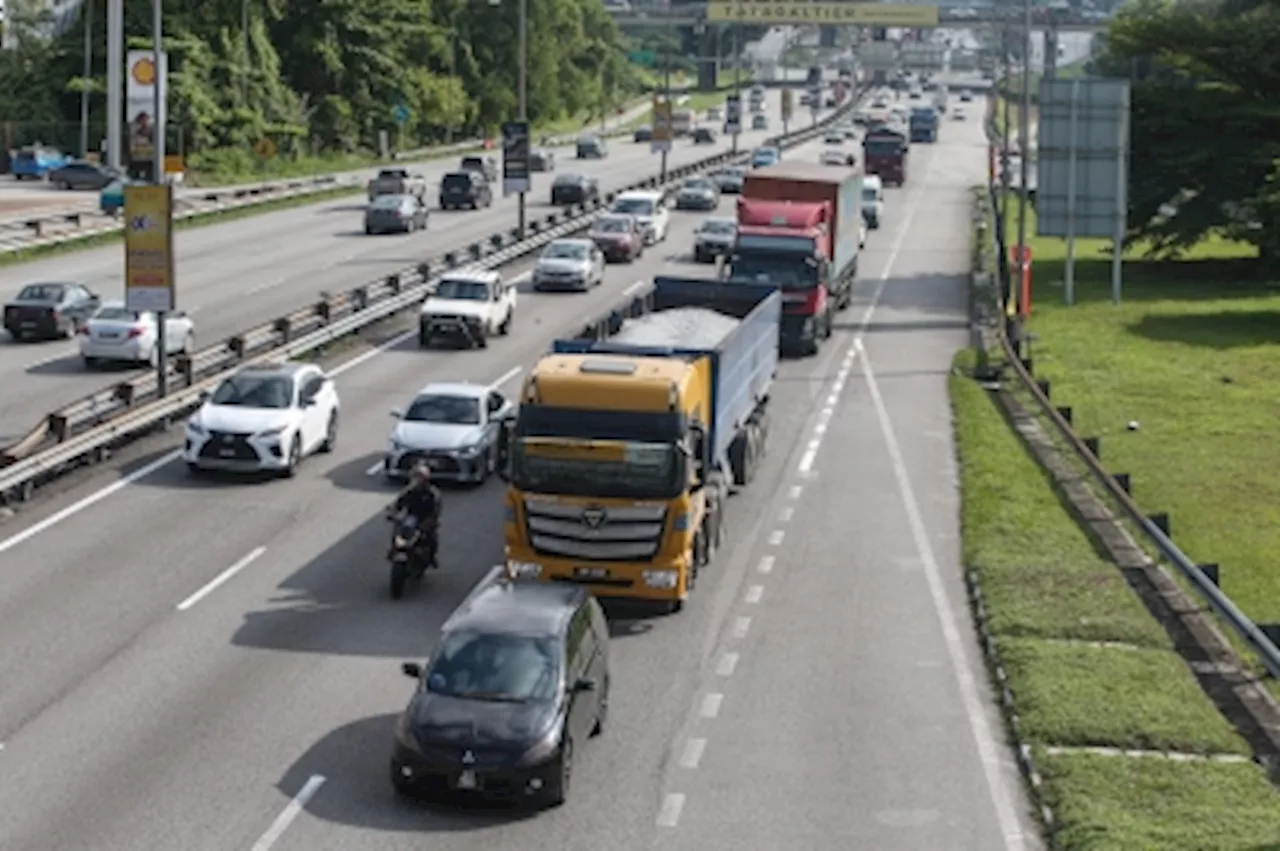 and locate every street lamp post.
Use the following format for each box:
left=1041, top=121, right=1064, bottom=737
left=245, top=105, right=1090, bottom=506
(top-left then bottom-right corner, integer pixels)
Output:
left=1015, top=0, right=1032, bottom=305
left=152, top=0, right=169, bottom=397
left=491, top=0, right=528, bottom=237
